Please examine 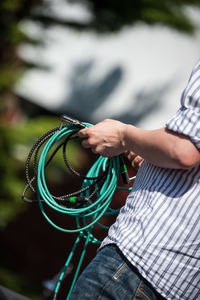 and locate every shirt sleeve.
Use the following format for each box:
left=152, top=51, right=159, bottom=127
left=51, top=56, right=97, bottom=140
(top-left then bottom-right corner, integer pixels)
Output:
left=166, top=58, right=200, bottom=150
